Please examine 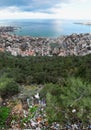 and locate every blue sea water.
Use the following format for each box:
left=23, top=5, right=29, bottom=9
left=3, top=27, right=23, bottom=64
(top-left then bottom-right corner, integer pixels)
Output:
left=0, top=19, right=90, bottom=38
